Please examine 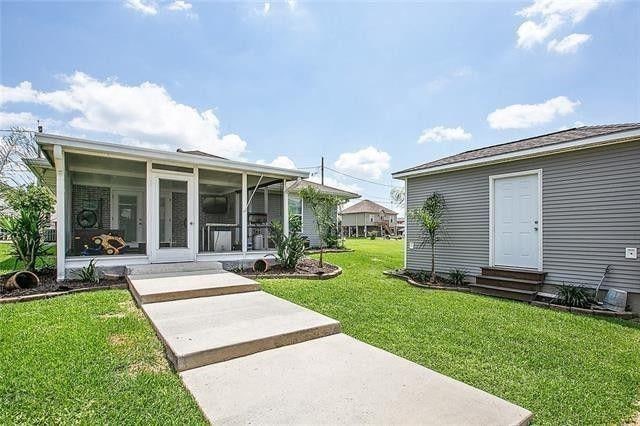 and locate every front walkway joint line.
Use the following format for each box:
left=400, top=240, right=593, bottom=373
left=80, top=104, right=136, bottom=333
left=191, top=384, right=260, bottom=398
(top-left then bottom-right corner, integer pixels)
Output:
left=127, top=262, right=533, bottom=425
